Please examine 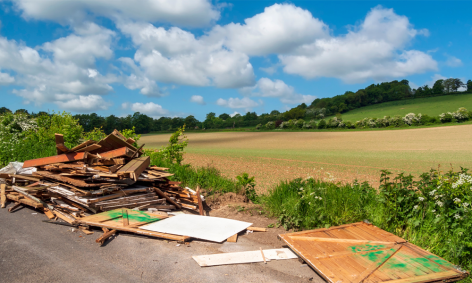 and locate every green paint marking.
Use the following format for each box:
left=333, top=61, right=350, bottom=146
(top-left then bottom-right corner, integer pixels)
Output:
left=102, top=209, right=162, bottom=223
left=348, top=243, right=386, bottom=253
